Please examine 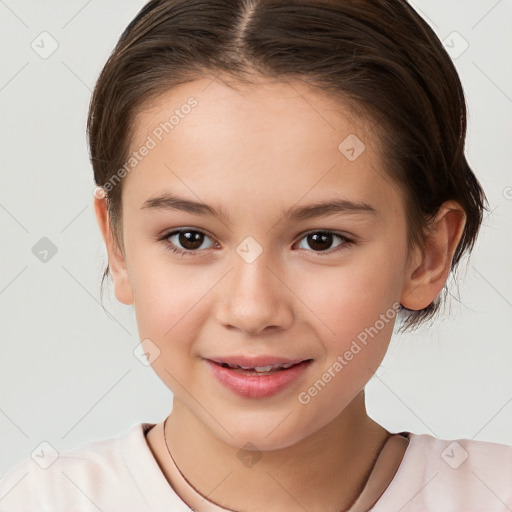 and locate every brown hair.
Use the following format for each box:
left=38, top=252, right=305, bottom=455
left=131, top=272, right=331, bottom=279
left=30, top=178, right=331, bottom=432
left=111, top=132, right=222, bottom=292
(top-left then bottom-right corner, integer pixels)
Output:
left=87, top=0, right=488, bottom=333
